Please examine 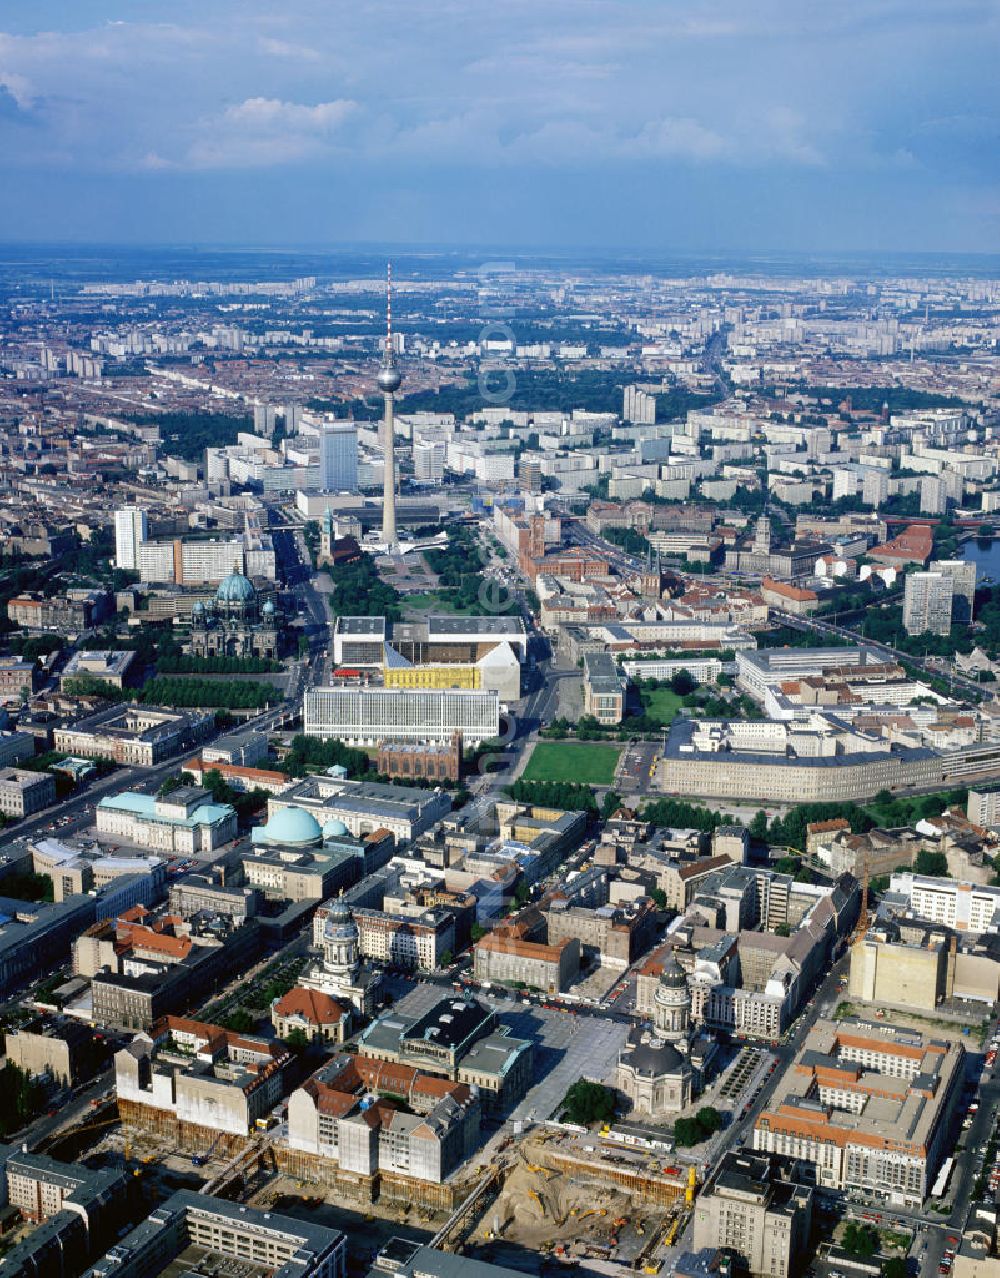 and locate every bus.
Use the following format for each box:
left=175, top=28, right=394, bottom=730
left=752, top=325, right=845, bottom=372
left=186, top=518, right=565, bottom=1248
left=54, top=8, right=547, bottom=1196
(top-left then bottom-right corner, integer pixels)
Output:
left=931, top=1156, right=954, bottom=1199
